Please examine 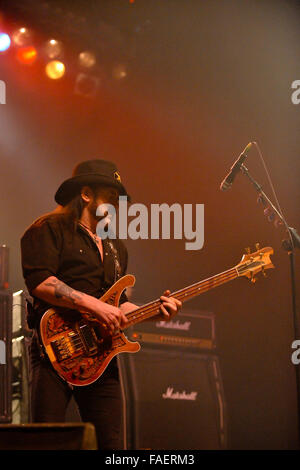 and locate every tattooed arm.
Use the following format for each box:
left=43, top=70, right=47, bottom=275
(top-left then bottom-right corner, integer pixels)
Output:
left=32, top=276, right=127, bottom=333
